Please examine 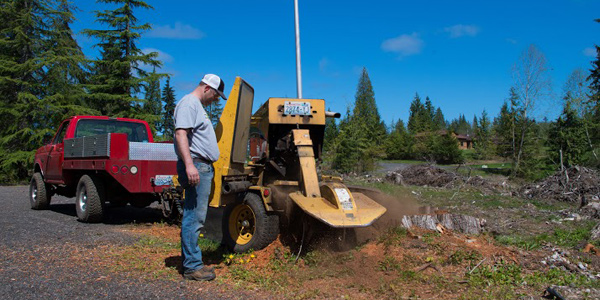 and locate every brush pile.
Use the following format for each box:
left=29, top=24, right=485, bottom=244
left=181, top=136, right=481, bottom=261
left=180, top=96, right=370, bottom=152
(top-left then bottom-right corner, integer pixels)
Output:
left=520, top=166, right=600, bottom=203
left=386, top=164, right=506, bottom=194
